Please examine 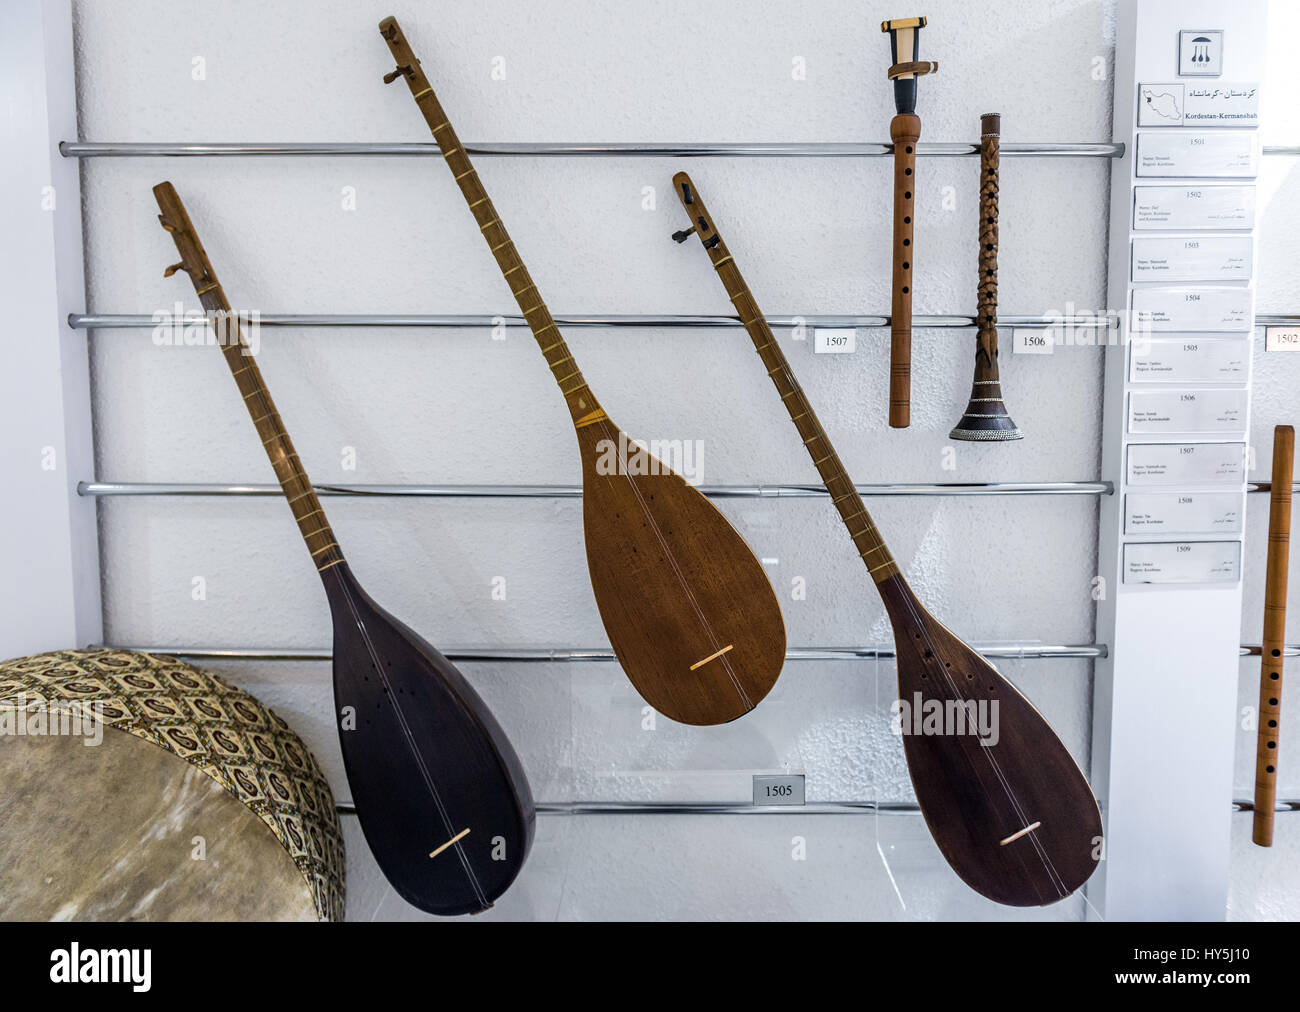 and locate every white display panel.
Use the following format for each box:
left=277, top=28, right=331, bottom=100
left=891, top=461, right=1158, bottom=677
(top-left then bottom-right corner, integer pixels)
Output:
left=1136, top=81, right=1260, bottom=127
left=1123, top=491, right=1244, bottom=534
left=1130, top=286, right=1252, bottom=331
left=1128, top=336, right=1248, bottom=382
left=1124, top=441, right=1246, bottom=486
left=1130, top=236, right=1251, bottom=282
left=1094, top=0, right=1265, bottom=925
left=1132, top=185, right=1255, bottom=229
left=1122, top=540, right=1241, bottom=584
left=1136, top=132, right=1257, bottom=177
left=1127, top=388, right=1248, bottom=434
